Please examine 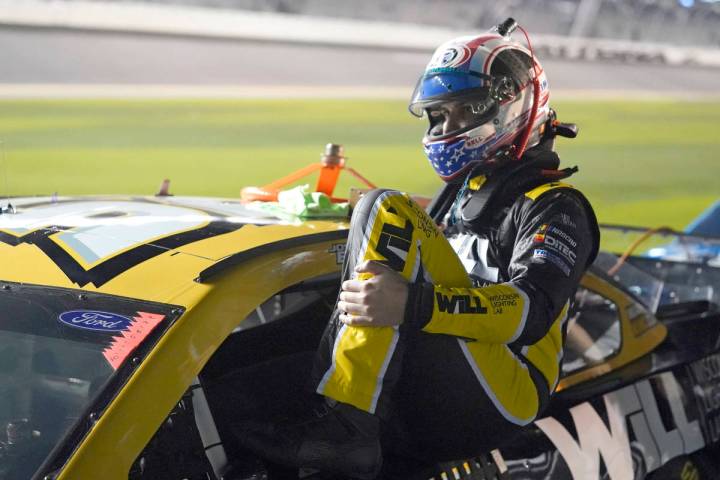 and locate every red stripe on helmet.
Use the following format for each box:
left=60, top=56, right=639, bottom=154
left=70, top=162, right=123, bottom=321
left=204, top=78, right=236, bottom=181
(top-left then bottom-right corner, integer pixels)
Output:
left=465, top=34, right=502, bottom=49
left=482, top=42, right=533, bottom=74
left=482, top=44, right=515, bottom=74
